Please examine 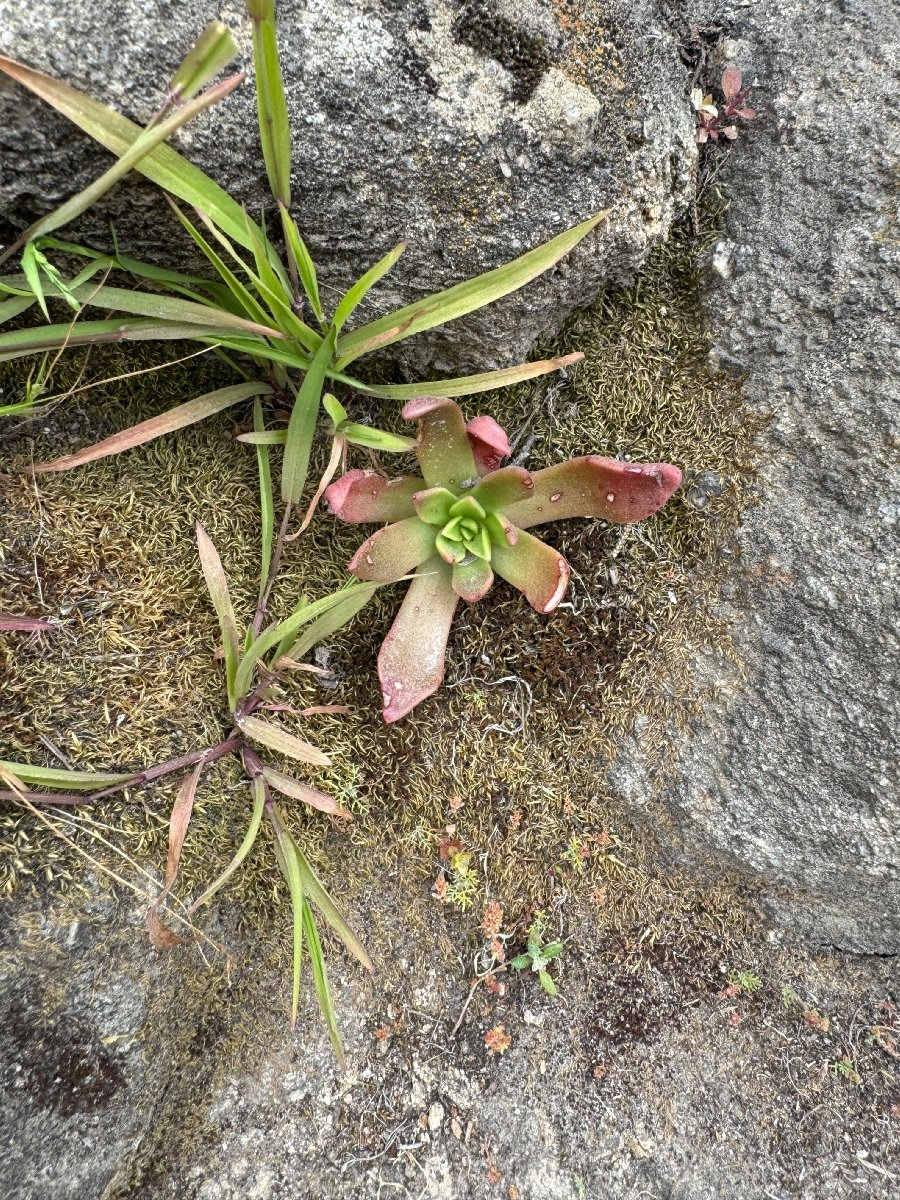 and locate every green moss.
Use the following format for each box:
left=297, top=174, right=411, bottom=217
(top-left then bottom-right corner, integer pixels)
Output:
left=0, top=203, right=761, bottom=1007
